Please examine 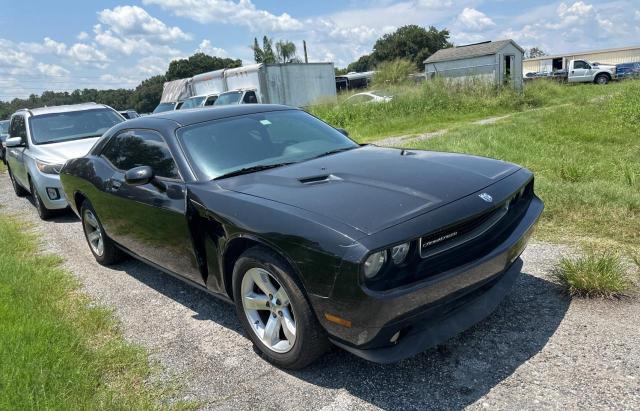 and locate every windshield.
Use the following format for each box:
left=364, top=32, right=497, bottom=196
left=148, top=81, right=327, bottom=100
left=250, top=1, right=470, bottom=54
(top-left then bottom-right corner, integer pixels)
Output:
left=29, top=109, right=124, bottom=145
left=178, top=110, right=358, bottom=180
left=180, top=96, right=206, bottom=109
left=0, top=120, right=8, bottom=134
left=153, top=102, right=176, bottom=113
left=214, top=91, right=243, bottom=106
